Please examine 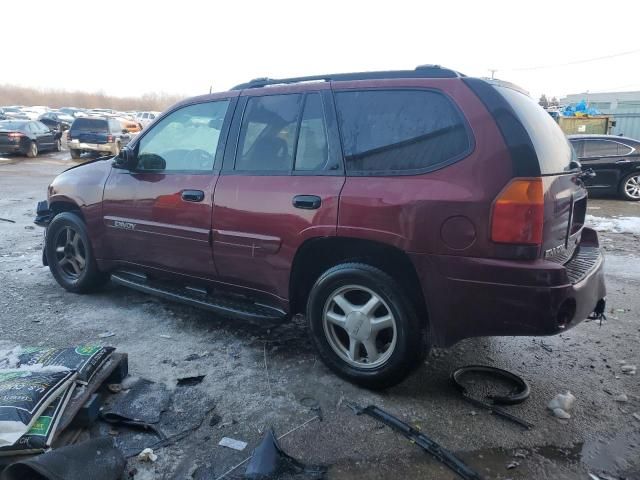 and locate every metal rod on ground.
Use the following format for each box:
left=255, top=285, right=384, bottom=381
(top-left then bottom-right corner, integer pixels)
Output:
left=214, top=415, right=320, bottom=480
